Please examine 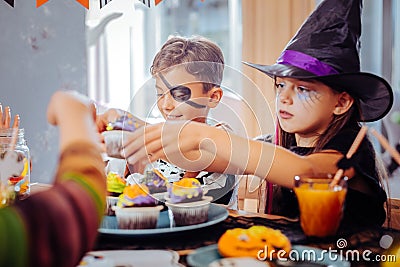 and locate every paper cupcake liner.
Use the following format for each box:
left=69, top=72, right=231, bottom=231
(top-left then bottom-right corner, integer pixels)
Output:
left=165, top=196, right=212, bottom=226
left=114, top=205, right=163, bottom=229
left=102, top=130, right=124, bottom=159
